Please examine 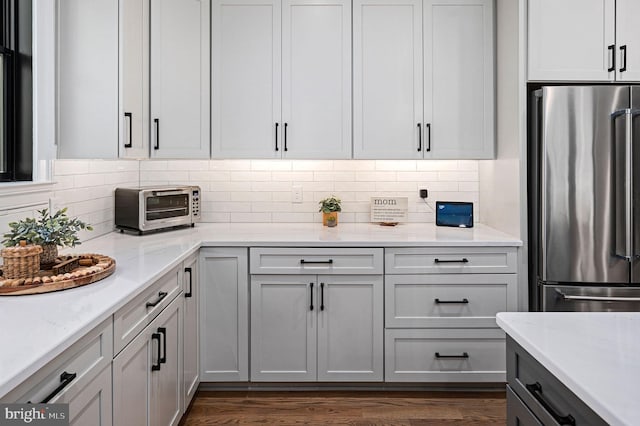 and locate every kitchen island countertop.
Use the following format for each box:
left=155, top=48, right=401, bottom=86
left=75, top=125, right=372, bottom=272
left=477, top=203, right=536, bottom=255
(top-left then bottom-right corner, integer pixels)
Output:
left=0, top=222, right=520, bottom=399
left=497, top=312, right=640, bottom=426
